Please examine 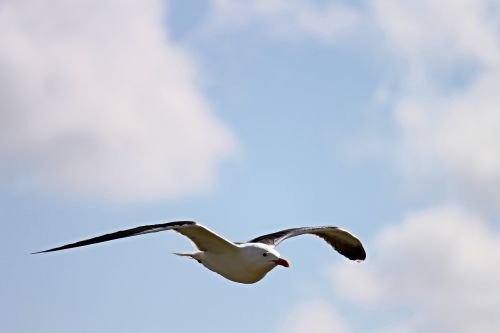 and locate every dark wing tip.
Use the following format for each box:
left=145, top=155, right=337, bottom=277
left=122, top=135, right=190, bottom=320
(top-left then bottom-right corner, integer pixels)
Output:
left=31, top=242, right=89, bottom=254
left=322, top=238, right=366, bottom=261
left=345, top=243, right=366, bottom=261
left=31, top=250, right=52, bottom=254
left=31, top=220, right=198, bottom=254
left=312, top=228, right=366, bottom=261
